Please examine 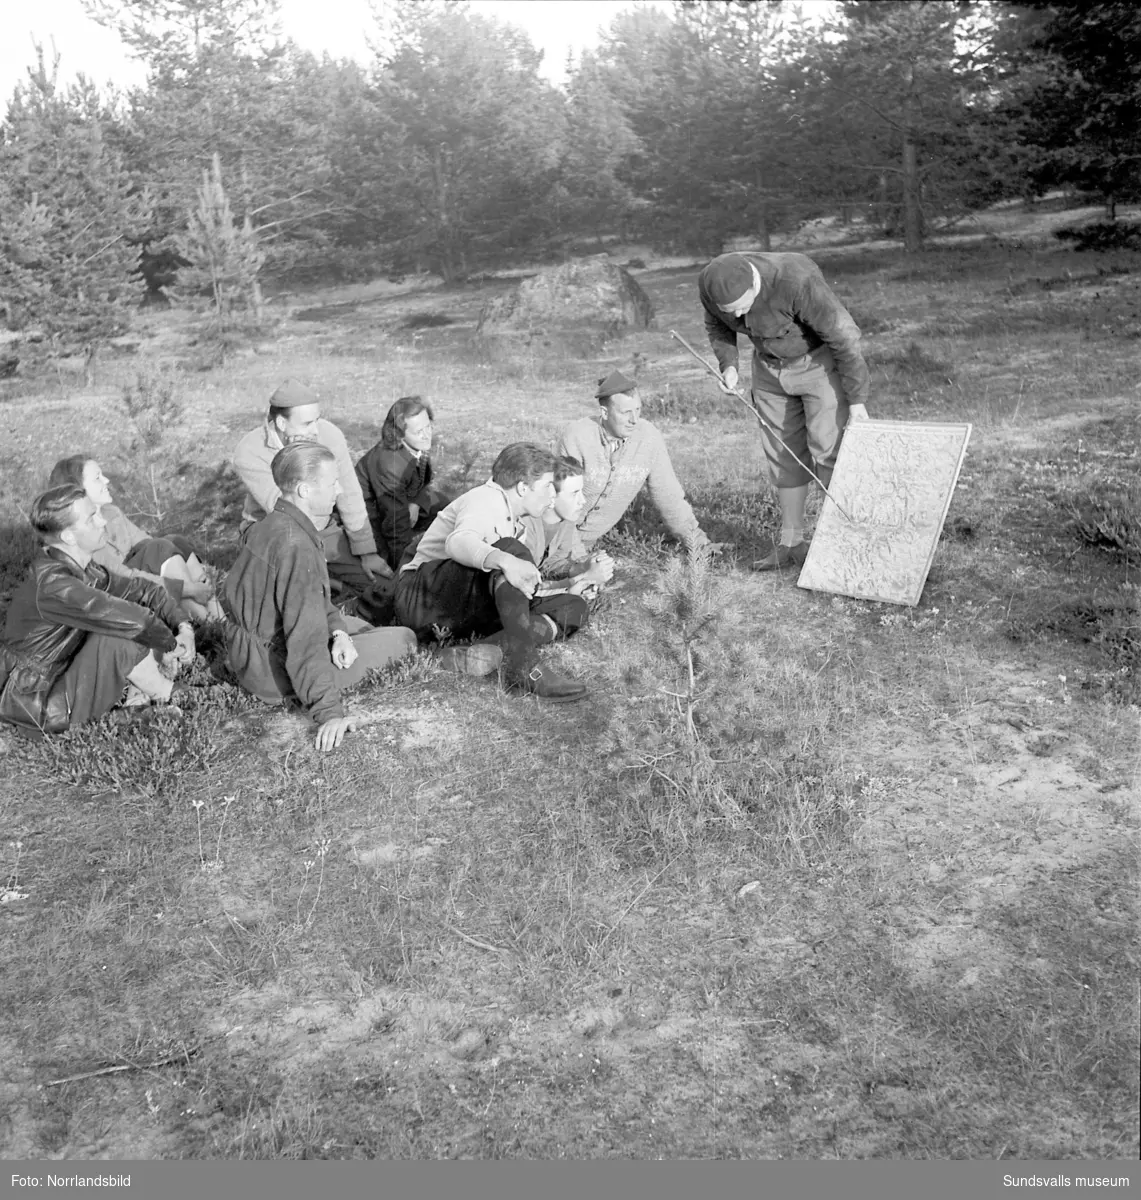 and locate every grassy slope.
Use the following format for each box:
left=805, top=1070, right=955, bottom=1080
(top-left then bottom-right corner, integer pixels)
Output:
left=0, top=228, right=1137, bottom=1160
